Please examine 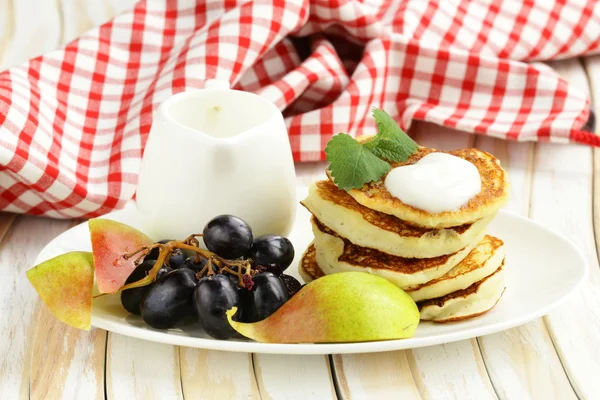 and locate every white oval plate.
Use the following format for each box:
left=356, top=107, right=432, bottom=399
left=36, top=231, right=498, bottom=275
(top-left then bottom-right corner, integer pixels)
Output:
left=35, top=189, right=588, bottom=355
